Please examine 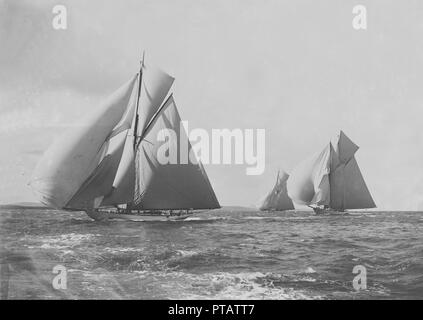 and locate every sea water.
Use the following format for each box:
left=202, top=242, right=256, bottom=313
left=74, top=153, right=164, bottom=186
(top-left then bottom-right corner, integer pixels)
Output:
left=0, top=208, right=422, bottom=299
